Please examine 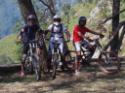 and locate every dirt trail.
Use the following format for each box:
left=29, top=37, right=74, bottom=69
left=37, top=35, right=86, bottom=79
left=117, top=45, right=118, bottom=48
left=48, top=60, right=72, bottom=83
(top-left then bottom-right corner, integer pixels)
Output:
left=0, top=68, right=125, bottom=93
